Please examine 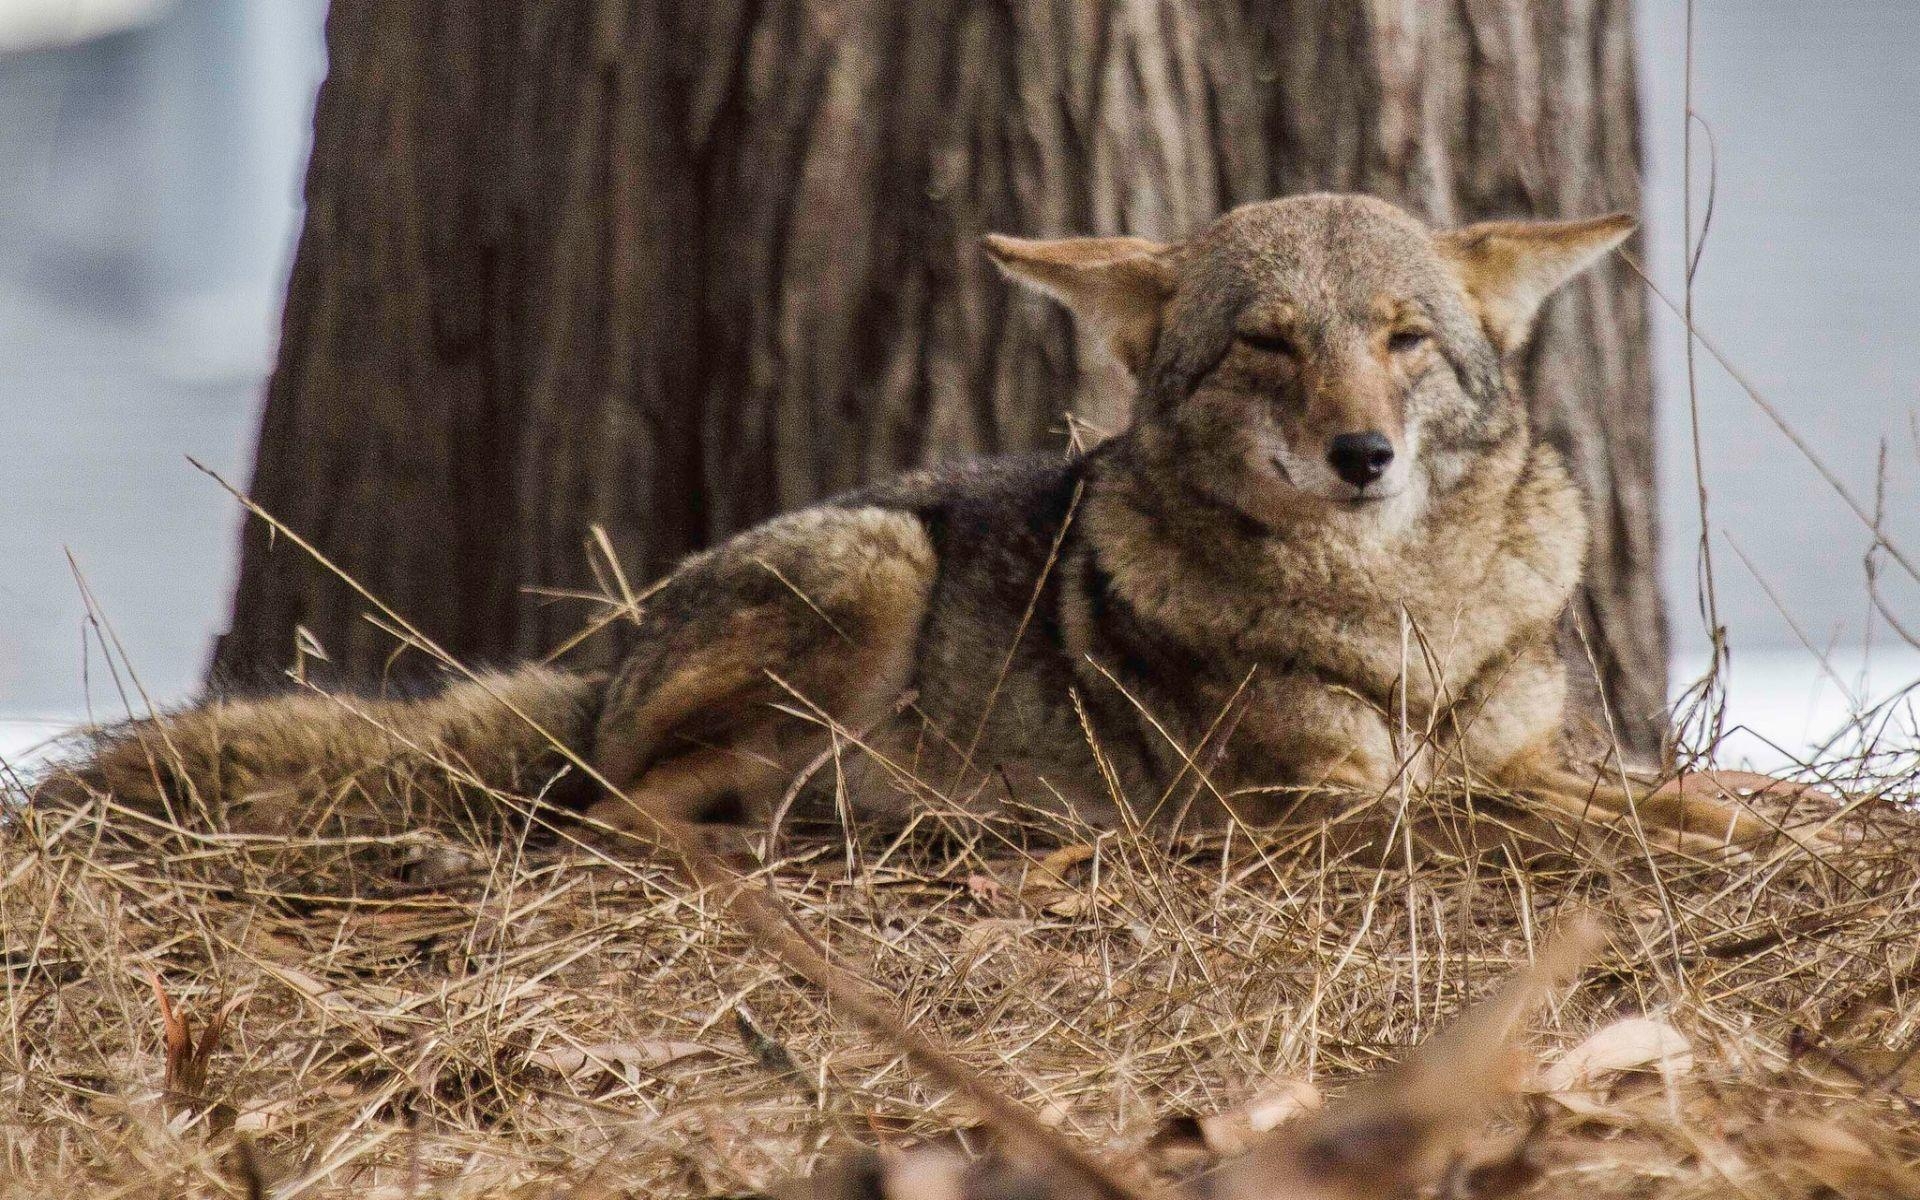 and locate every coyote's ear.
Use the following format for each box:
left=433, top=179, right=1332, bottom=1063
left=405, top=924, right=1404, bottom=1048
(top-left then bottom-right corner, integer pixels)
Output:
left=983, top=234, right=1174, bottom=376
left=1435, top=213, right=1635, bottom=355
